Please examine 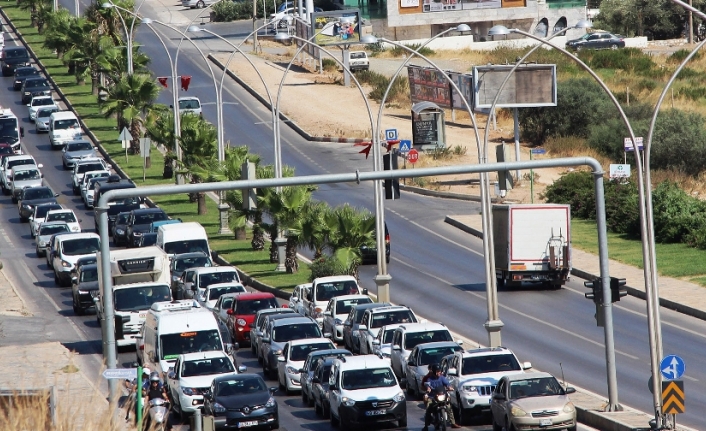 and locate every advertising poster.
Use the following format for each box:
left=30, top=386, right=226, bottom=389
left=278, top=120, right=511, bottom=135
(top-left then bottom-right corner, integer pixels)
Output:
left=312, top=10, right=361, bottom=46
left=407, top=65, right=452, bottom=108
